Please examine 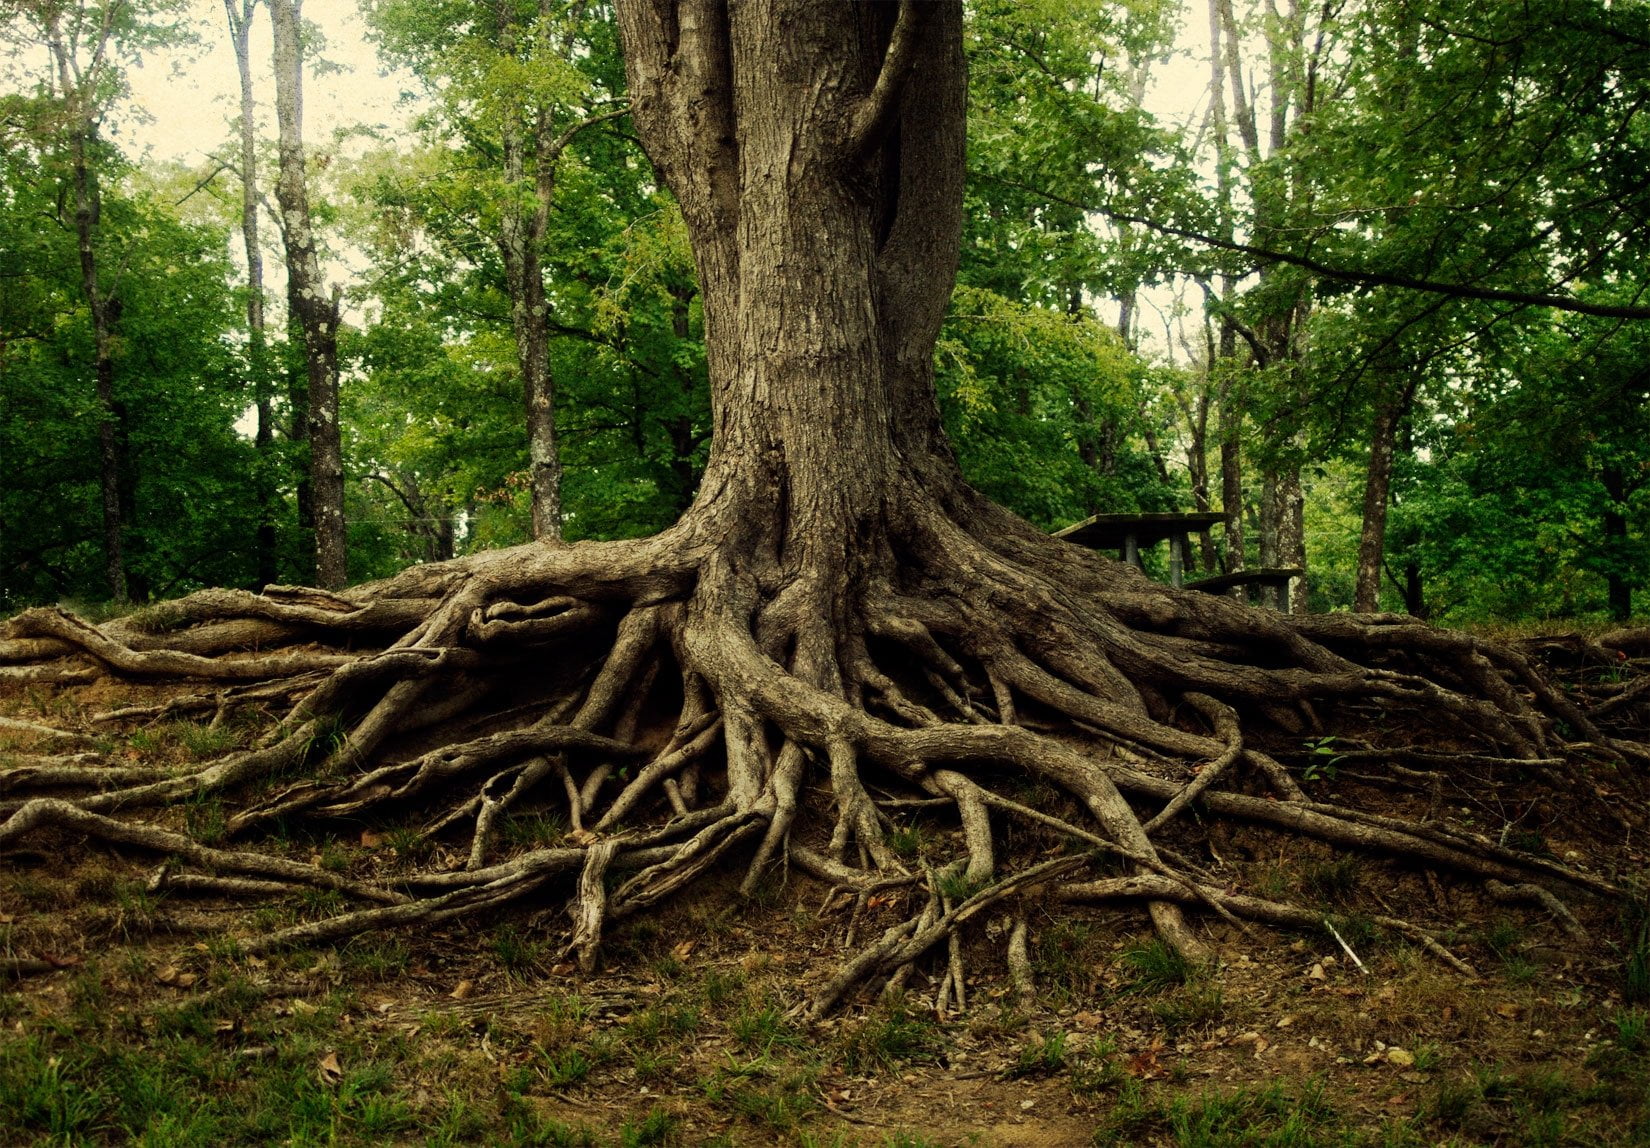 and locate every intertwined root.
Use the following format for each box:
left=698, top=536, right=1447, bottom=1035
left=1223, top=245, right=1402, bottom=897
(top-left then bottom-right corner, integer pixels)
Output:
left=1, top=516, right=1643, bottom=1014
